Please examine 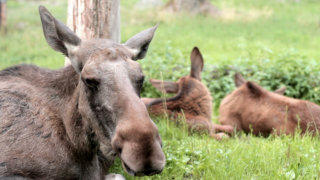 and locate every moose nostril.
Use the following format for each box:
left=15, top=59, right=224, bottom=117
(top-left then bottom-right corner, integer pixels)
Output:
left=117, top=147, right=122, bottom=154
